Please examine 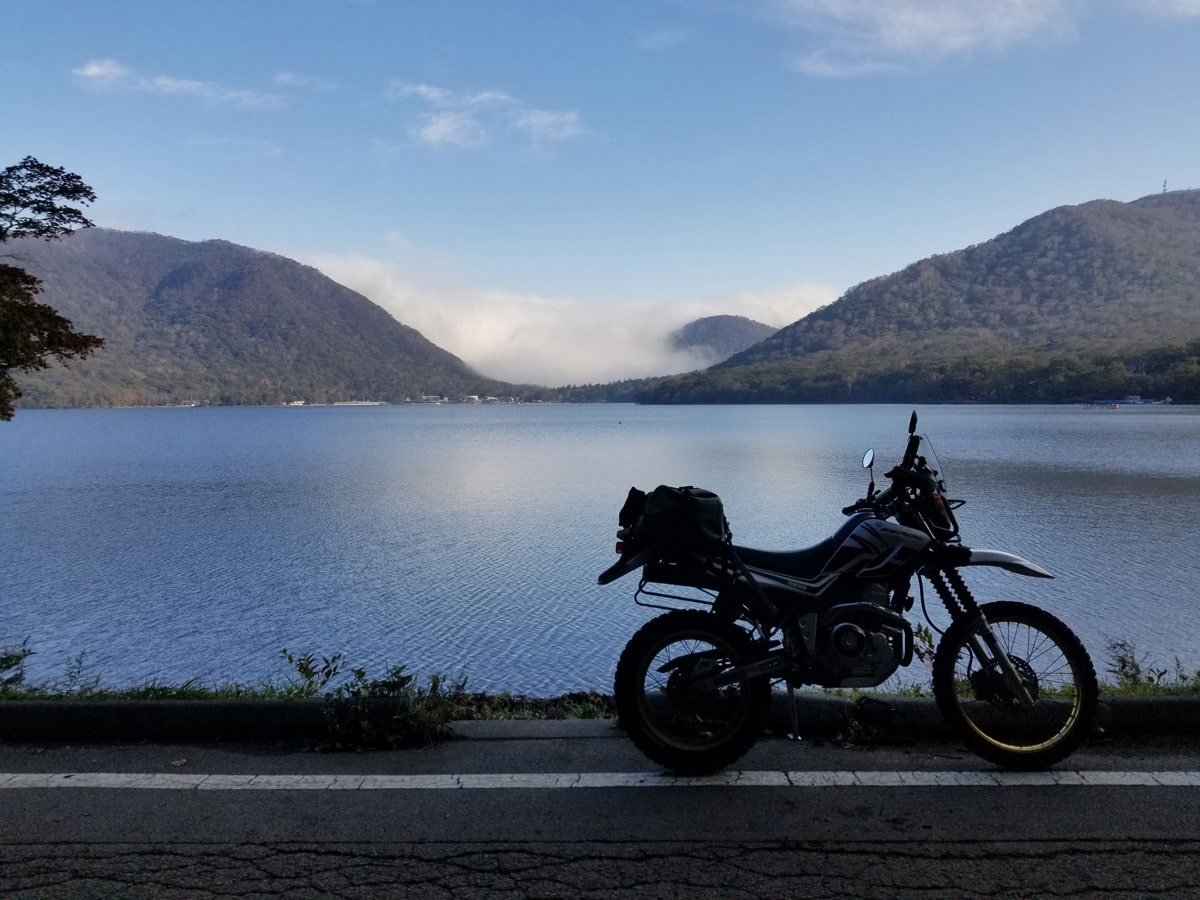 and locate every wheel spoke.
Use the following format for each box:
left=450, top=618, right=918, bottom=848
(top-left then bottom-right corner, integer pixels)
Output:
left=934, top=601, right=1097, bottom=768
left=614, top=611, right=770, bottom=774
